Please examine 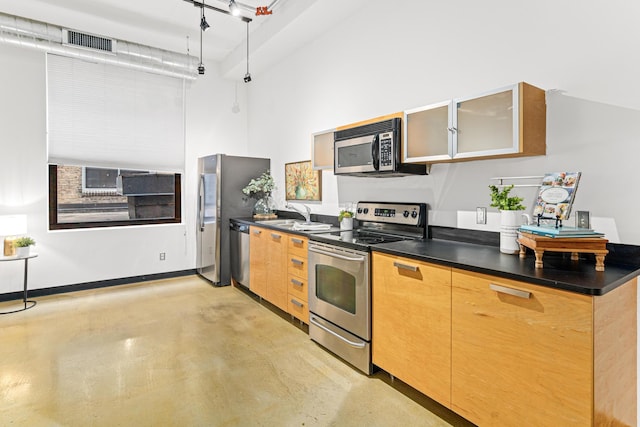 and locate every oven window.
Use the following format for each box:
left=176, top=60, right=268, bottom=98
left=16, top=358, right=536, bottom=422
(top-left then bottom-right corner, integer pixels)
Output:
left=315, top=265, right=356, bottom=314
left=337, top=143, right=373, bottom=168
